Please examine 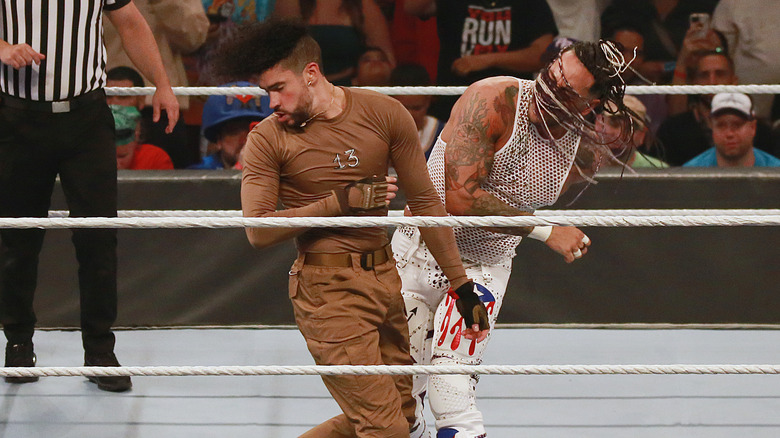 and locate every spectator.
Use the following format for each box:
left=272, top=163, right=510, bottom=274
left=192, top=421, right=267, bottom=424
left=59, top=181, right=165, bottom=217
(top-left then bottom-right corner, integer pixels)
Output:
left=545, top=0, right=602, bottom=42
left=667, top=20, right=726, bottom=116
left=106, top=67, right=148, bottom=110
left=389, top=63, right=444, bottom=159
left=190, top=82, right=272, bottom=170
left=606, top=25, right=668, bottom=132
left=599, top=96, right=669, bottom=169
left=112, top=105, right=174, bottom=170
left=104, top=0, right=208, bottom=111
left=274, top=0, right=396, bottom=86
left=656, top=50, right=776, bottom=165
left=389, top=0, right=440, bottom=84
left=352, top=47, right=393, bottom=86
left=406, top=0, right=558, bottom=120
left=712, top=0, right=780, bottom=121
left=107, top=66, right=198, bottom=168
left=601, top=0, right=718, bottom=84
left=105, top=0, right=207, bottom=165
left=684, top=93, right=780, bottom=167
left=0, top=0, right=178, bottom=393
